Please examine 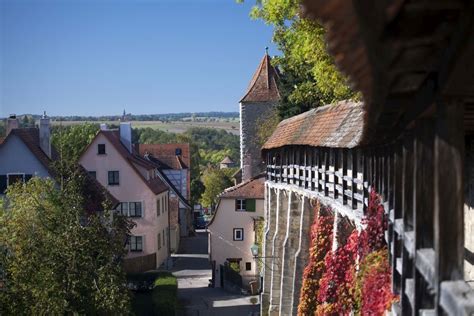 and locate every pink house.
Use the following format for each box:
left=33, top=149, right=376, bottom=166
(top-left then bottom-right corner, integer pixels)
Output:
left=79, top=123, right=170, bottom=273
